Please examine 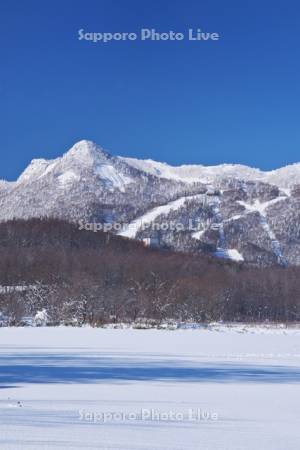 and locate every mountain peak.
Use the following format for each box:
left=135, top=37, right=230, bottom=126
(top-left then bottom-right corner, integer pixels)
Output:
left=16, top=141, right=111, bottom=185
left=64, top=140, right=110, bottom=165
